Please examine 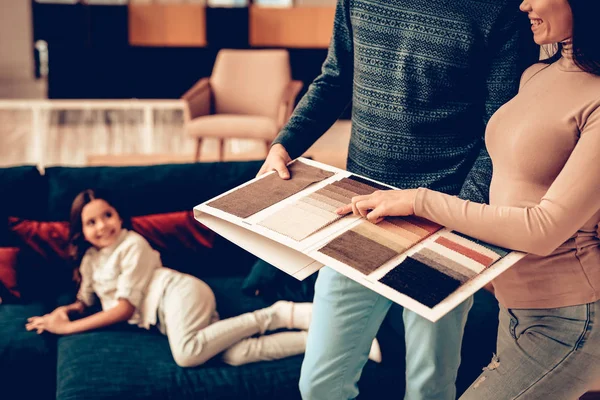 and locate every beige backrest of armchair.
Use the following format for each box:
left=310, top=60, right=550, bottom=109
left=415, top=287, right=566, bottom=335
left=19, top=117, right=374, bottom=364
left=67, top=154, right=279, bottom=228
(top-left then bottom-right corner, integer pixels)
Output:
left=182, top=49, right=303, bottom=161
left=210, top=49, right=292, bottom=121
